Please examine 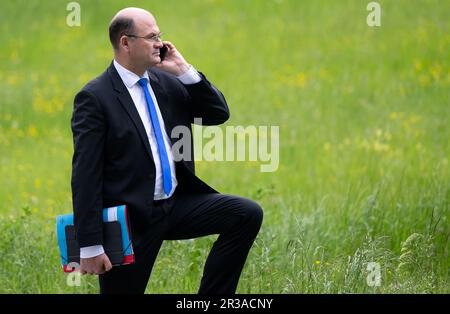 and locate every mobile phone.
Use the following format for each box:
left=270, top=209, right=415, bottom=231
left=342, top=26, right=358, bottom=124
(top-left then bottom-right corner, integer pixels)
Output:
left=160, top=44, right=168, bottom=61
